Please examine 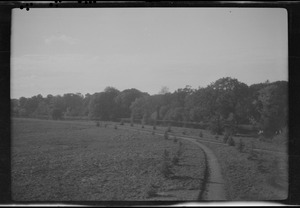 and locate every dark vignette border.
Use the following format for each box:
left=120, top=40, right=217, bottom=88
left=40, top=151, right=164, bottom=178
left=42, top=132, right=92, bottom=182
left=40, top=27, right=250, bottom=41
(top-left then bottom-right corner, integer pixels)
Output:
left=0, top=1, right=299, bottom=206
